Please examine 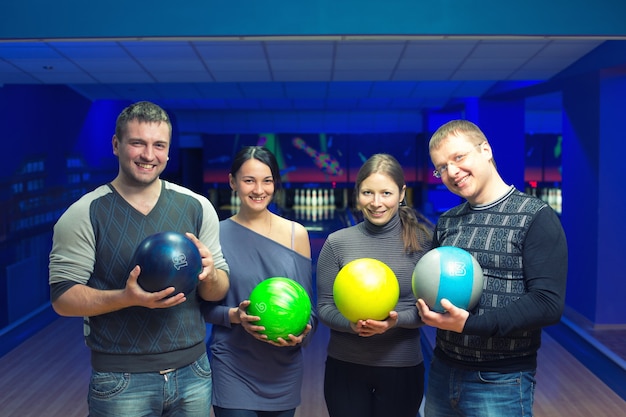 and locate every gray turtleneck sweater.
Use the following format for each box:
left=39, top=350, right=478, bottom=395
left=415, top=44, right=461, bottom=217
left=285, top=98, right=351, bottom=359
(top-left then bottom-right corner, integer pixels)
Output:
left=316, top=213, right=432, bottom=367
